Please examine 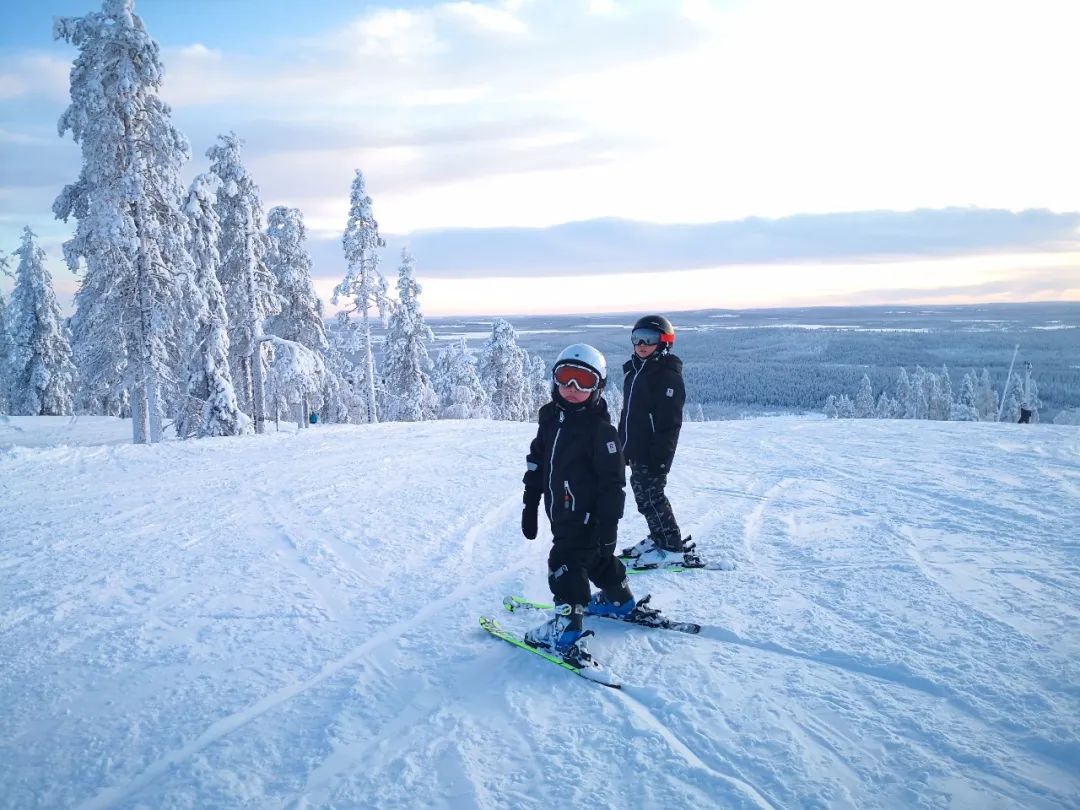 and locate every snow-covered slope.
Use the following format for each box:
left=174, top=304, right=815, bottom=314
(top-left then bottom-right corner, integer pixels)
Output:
left=2, top=416, right=1078, bottom=809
